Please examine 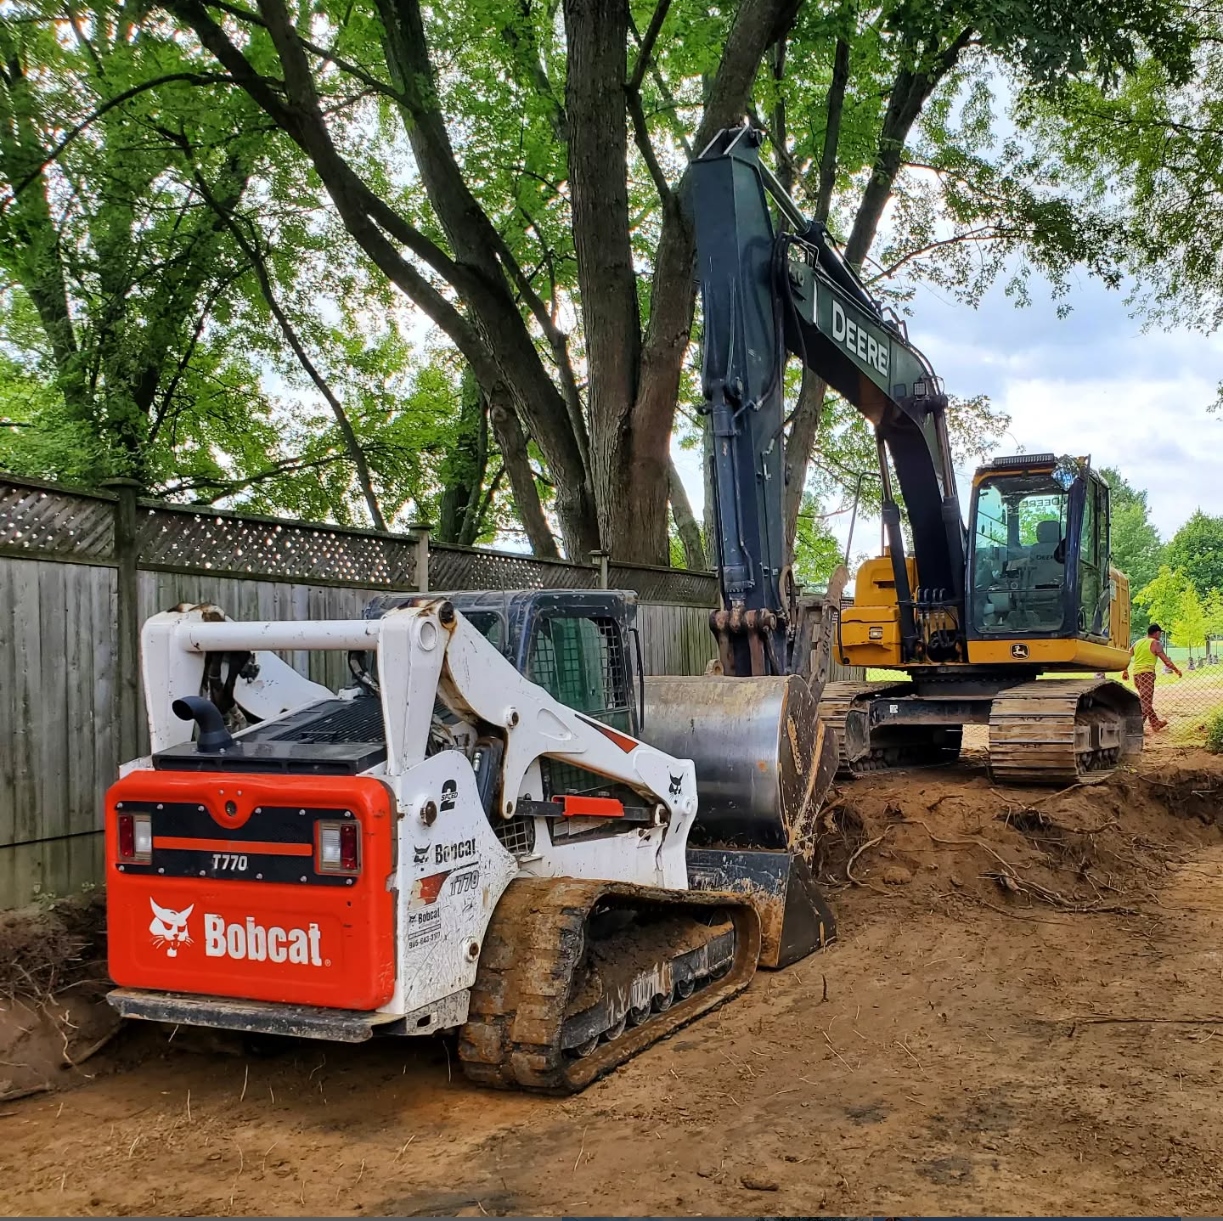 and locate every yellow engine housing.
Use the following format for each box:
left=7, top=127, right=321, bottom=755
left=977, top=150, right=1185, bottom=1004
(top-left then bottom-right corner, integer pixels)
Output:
left=839, top=553, right=1131, bottom=673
